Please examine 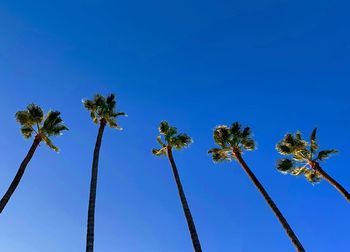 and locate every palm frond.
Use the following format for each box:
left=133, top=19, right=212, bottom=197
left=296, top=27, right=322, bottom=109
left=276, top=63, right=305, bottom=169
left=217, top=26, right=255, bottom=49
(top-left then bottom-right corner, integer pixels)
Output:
left=317, top=149, right=338, bottom=161
left=276, top=158, right=294, bottom=173
left=304, top=170, right=322, bottom=184
left=20, top=126, right=34, bottom=139
left=213, top=125, right=230, bottom=148
left=41, top=135, right=59, bottom=152
left=152, top=148, right=167, bottom=156
left=208, top=148, right=231, bottom=162
left=27, top=104, right=44, bottom=124
left=310, top=128, right=319, bottom=153
left=15, top=110, right=33, bottom=126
